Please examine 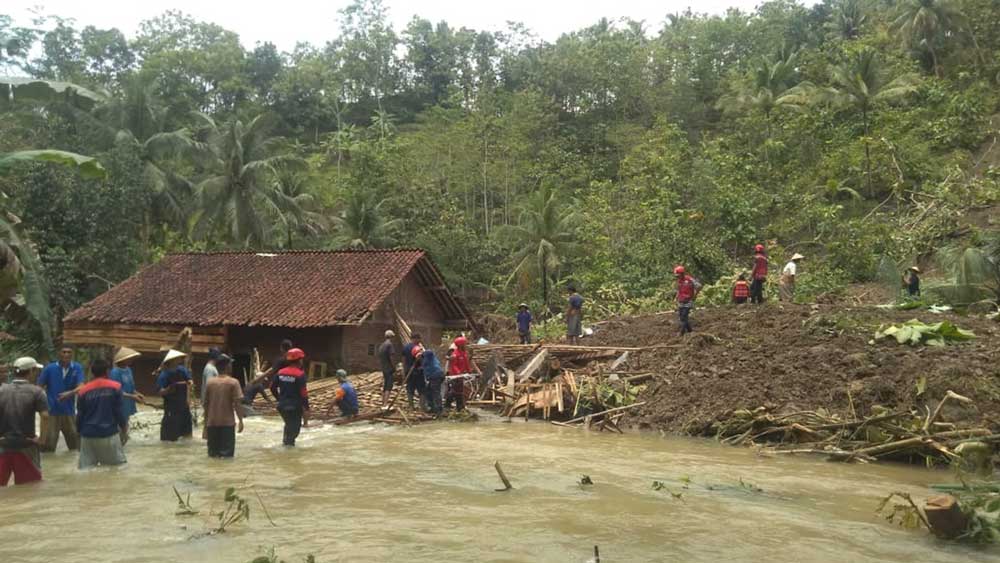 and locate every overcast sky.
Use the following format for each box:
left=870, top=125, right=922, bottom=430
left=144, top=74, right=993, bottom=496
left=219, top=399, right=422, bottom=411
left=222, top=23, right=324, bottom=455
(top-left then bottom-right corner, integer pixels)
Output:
left=9, top=0, right=819, bottom=50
